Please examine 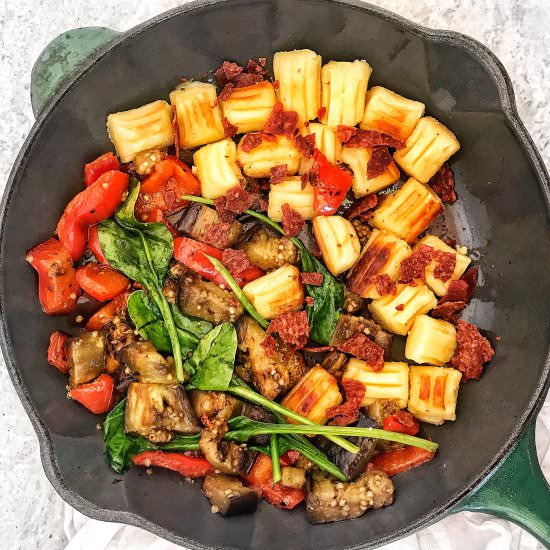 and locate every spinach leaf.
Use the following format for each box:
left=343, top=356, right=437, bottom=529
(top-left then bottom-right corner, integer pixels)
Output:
left=299, top=246, right=344, bottom=345
left=184, top=323, right=237, bottom=391
left=170, top=302, right=212, bottom=338
left=103, top=399, right=201, bottom=473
